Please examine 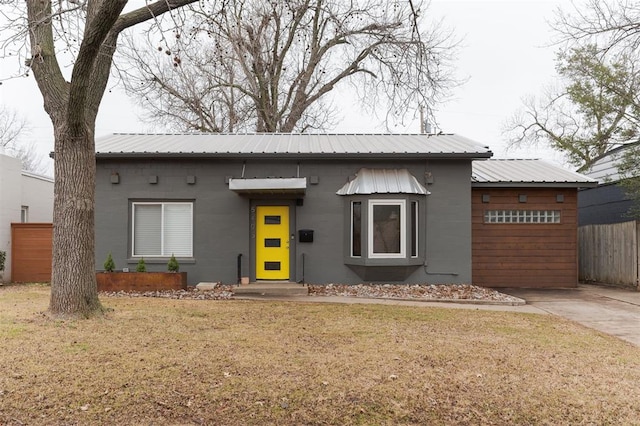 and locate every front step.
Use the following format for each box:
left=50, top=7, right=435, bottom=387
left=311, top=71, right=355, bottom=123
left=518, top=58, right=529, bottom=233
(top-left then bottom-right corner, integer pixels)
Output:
left=233, top=282, right=308, bottom=297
